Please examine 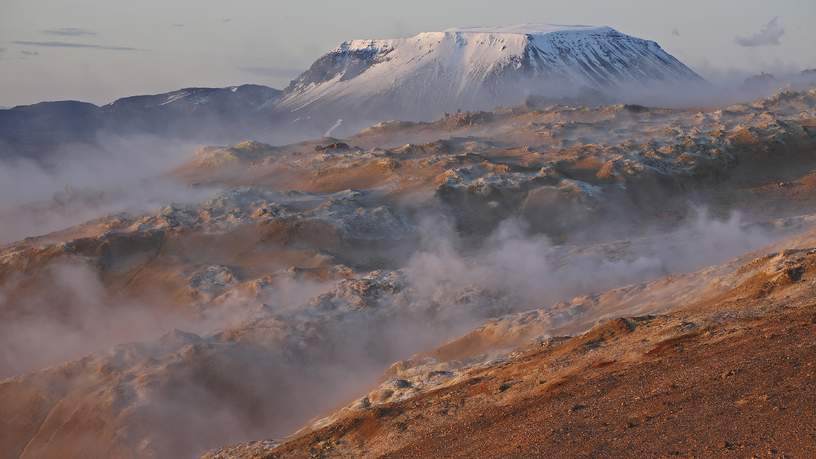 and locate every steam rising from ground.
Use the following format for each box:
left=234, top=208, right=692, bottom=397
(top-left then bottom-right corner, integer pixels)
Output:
left=406, top=210, right=774, bottom=322
left=0, top=193, right=787, bottom=456
left=0, top=208, right=778, bottom=381
left=0, top=89, right=801, bottom=455
left=0, top=135, right=214, bottom=244
left=178, top=209, right=779, bottom=452
left=0, top=261, right=173, bottom=376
